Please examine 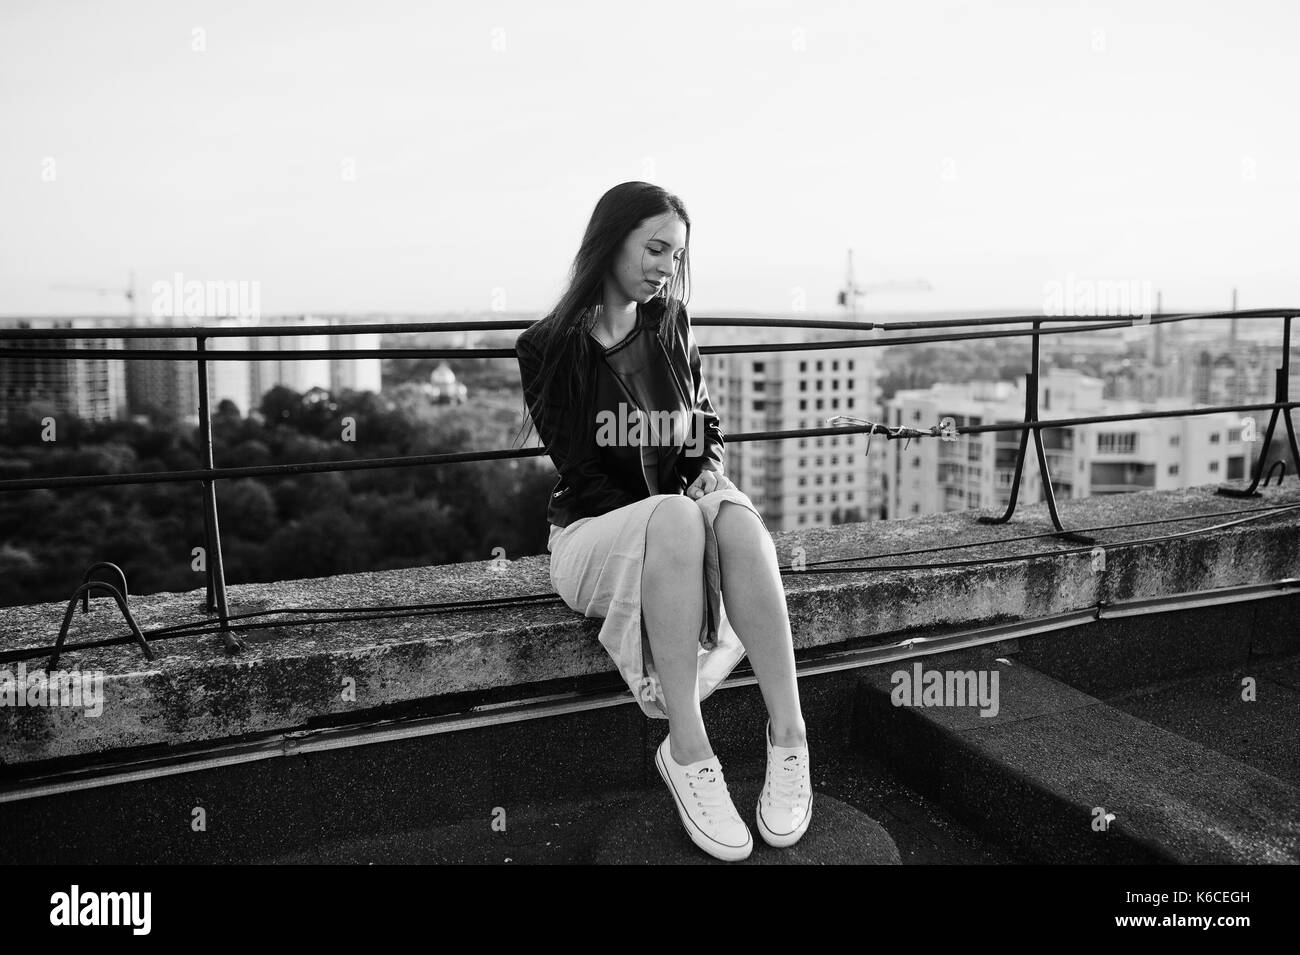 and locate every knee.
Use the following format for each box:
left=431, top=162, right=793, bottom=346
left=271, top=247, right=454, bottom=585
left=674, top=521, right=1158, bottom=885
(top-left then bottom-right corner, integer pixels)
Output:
left=645, top=494, right=706, bottom=564
left=715, top=500, right=771, bottom=554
